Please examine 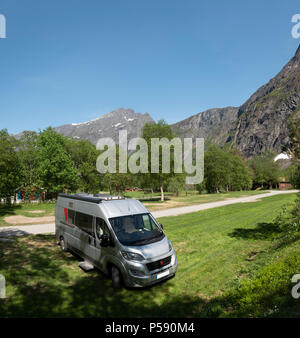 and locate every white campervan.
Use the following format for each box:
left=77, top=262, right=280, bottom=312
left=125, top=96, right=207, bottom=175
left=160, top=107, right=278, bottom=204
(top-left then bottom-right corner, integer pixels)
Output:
left=55, top=193, right=178, bottom=288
